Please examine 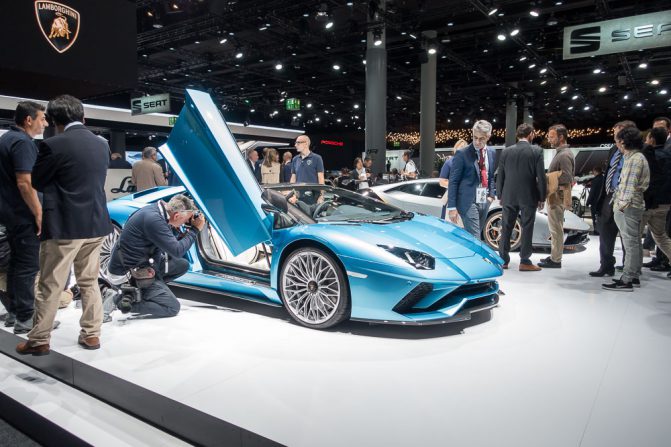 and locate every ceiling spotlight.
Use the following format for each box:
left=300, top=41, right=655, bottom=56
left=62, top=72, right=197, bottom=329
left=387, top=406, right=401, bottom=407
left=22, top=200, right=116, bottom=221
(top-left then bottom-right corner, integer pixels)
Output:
left=638, top=59, right=648, bottom=69
left=540, top=80, right=547, bottom=85
left=561, top=85, right=568, bottom=91
left=353, top=104, right=360, bottom=109
left=660, top=89, right=668, bottom=95
left=488, top=7, right=498, bottom=16
left=396, top=95, right=402, bottom=100
left=572, top=95, right=579, bottom=100
left=583, top=105, right=590, bottom=111
left=528, top=63, right=536, bottom=69
left=519, top=55, right=527, bottom=61
left=529, top=8, right=540, bottom=17
left=568, top=106, right=574, bottom=110
left=146, top=10, right=154, bottom=17
left=623, top=94, right=629, bottom=100
left=219, top=38, right=227, bottom=44
left=593, top=67, right=602, bottom=74
left=651, top=79, right=660, bottom=85
left=171, top=2, right=179, bottom=10
left=235, top=51, right=243, bottom=59
left=598, top=86, right=607, bottom=92
left=497, top=32, right=506, bottom=41
left=325, top=21, right=334, bottom=29
left=275, top=63, right=283, bottom=70
left=636, top=102, right=643, bottom=107
left=510, top=28, right=520, bottom=36
left=546, top=14, right=558, bottom=26
left=307, top=103, right=313, bottom=108
left=539, top=67, right=547, bottom=74
left=373, top=29, right=383, bottom=46
left=332, top=64, right=340, bottom=70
